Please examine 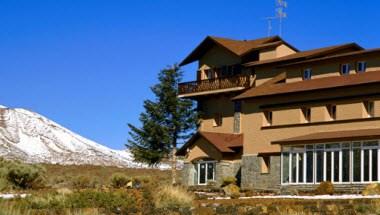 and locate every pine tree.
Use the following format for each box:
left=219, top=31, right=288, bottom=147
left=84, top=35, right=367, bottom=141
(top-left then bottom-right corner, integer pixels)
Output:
left=127, top=65, right=197, bottom=184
